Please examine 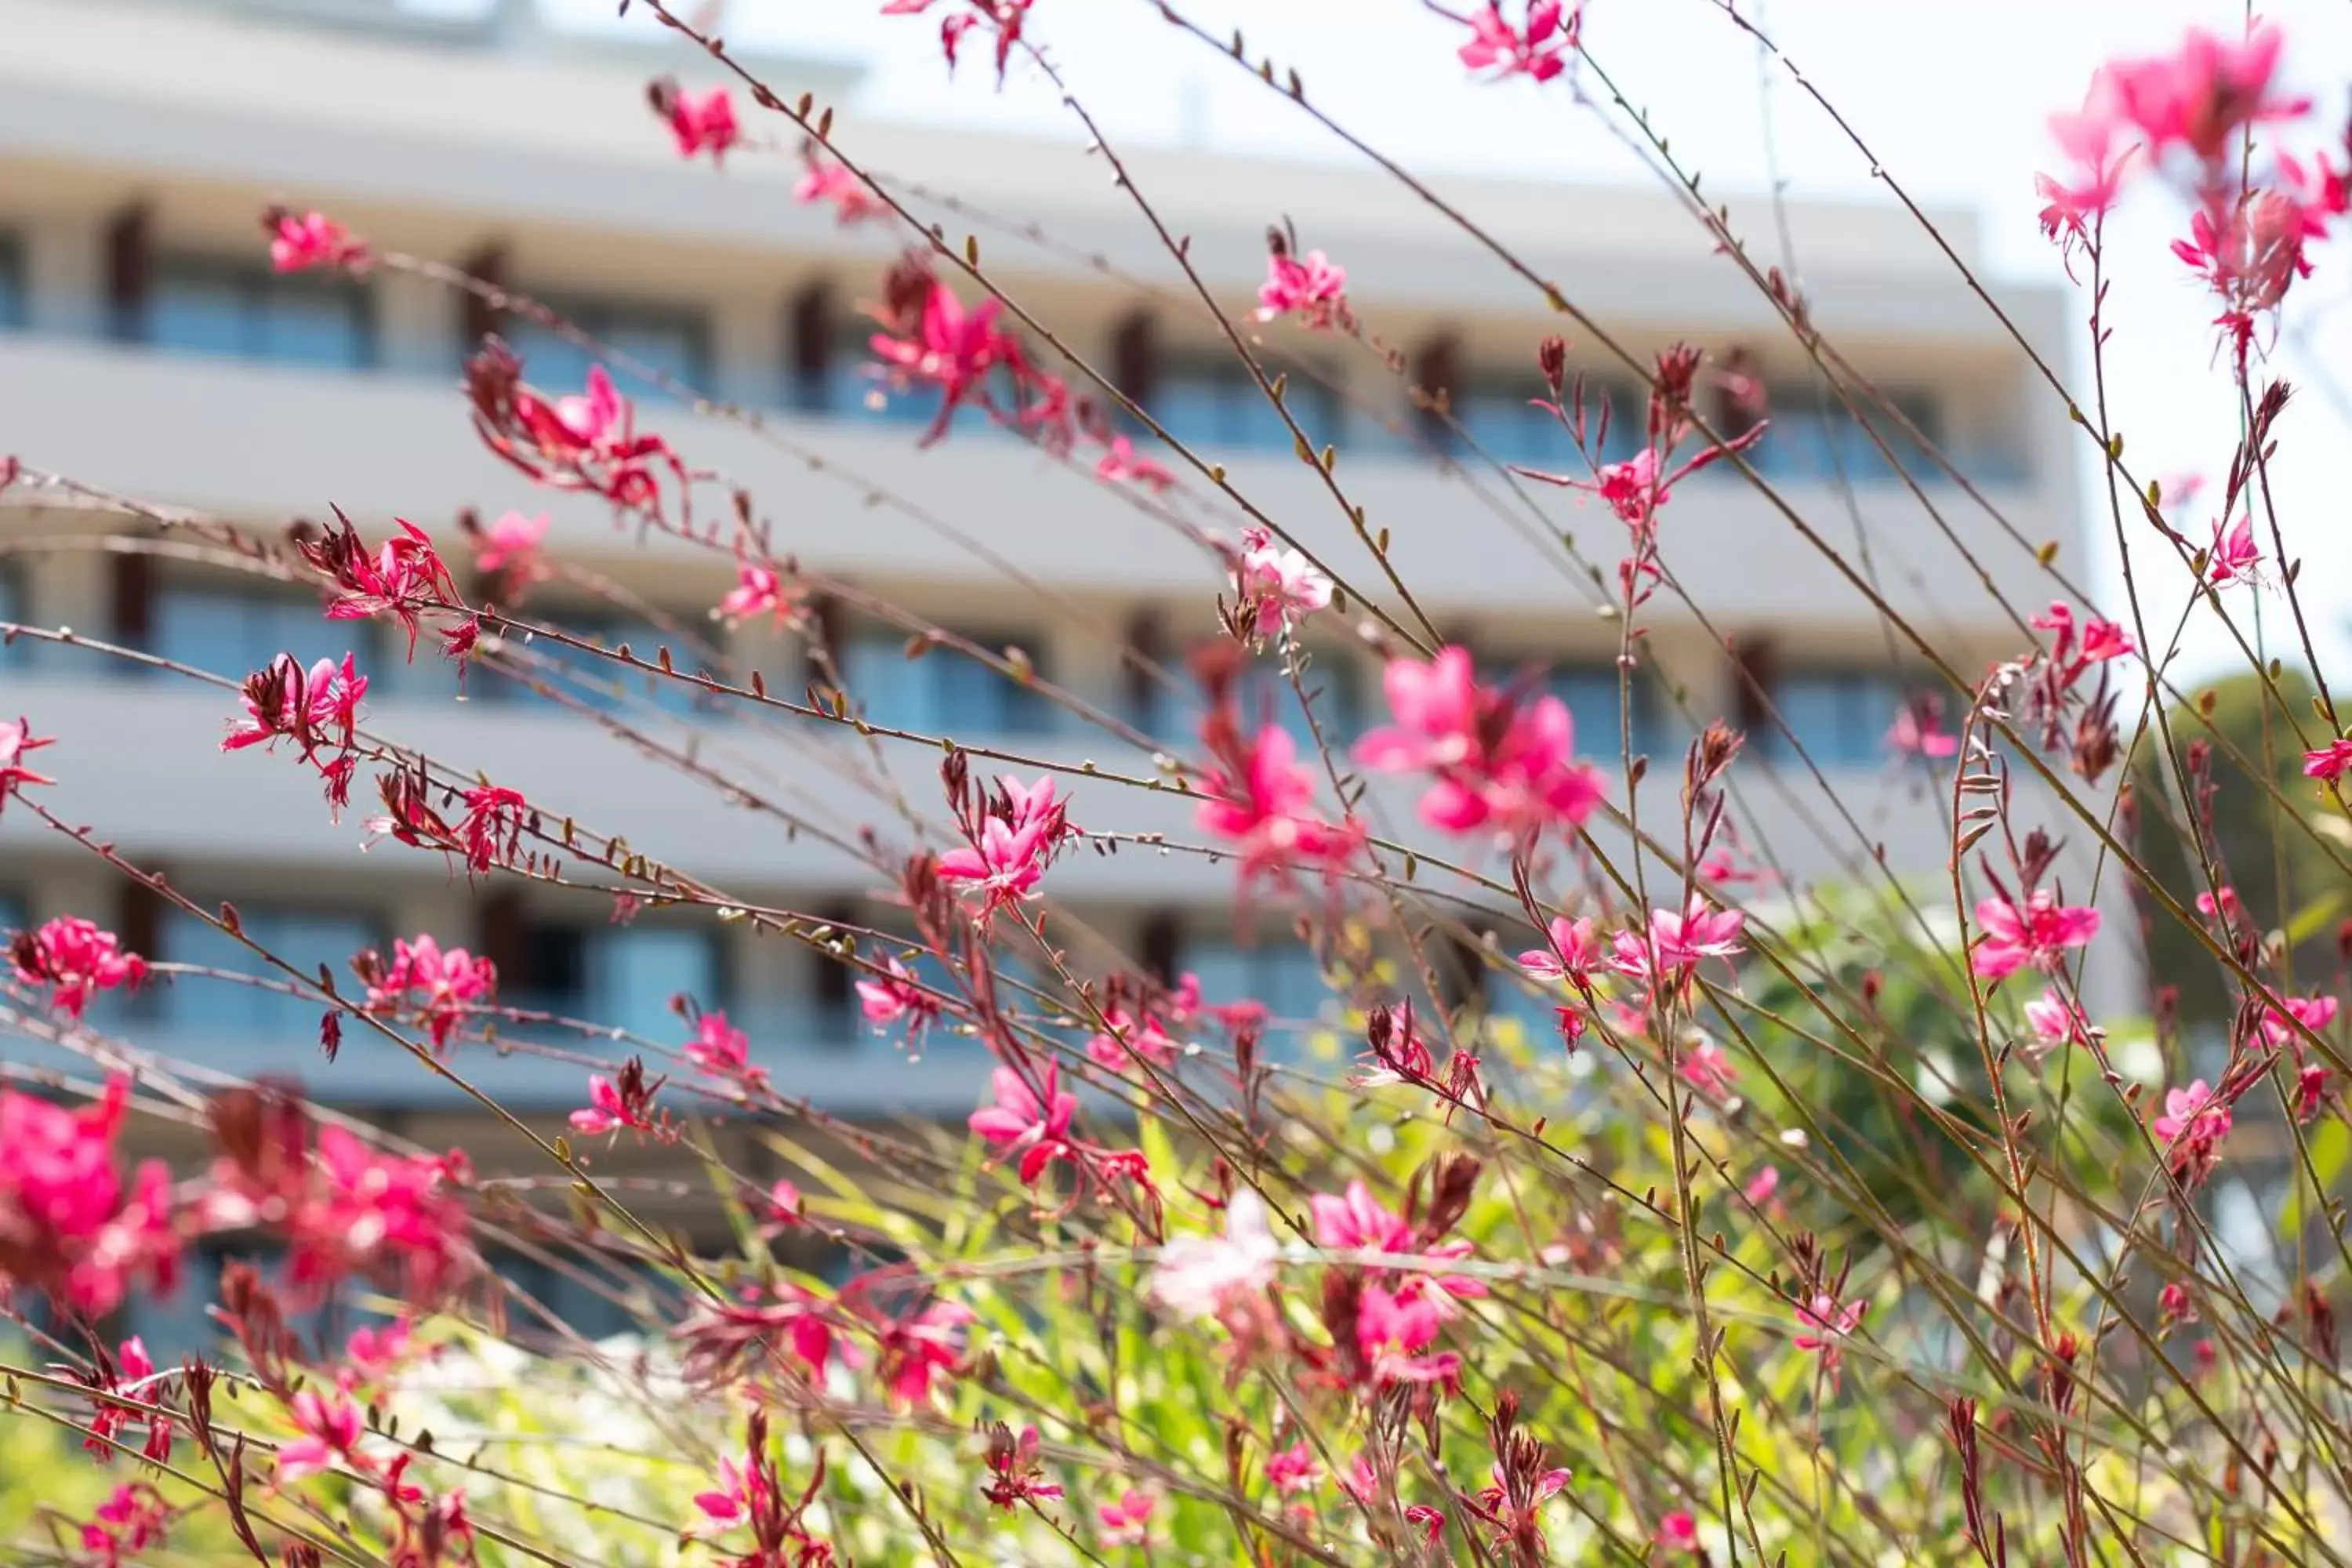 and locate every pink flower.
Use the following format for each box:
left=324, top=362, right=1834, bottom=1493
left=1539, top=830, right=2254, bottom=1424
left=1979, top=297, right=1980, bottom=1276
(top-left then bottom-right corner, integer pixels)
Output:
left=275, top=1388, right=364, bottom=1483
left=2023, top=987, right=2098, bottom=1055
left=2173, top=179, right=2343, bottom=357
left=365, top=934, right=495, bottom=1054
left=980, top=1422, right=1062, bottom=1511
left=570, top=1076, right=633, bottom=1137
left=1150, top=1190, right=1278, bottom=1318
left=1455, top=1, right=1575, bottom=82
left=473, top=510, right=548, bottom=577
left=76, top=1483, right=170, bottom=1568
left=2108, top=24, right=2307, bottom=167
left=1794, top=1290, right=1864, bottom=1379
left=1085, top=1007, right=1182, bottom=1072
left=1096, top=1487, right=1157, bottom=1546
left=870, top=277, right=1018, bottom=445
left=1518, top=914, right=1600, bottom=989
left=2038, top=67, right=2136, bottom=257
left=1610, top=898, right=1745, bottom=1004
left=1886, top=693, right=1960, bottom=760
left=84, top=1337, right=172, bottom=1463
left=1265, top=1442, right=1323, bottom=1495
left=456, top=783, right=530, bottom=875
left=2205, top=514, right=2261, bottom=586
left=843, top=1290, right=972, bottom=1406
left=340, top=1317, right=416, bottom=1386
left=1096, top=434, right=1176, bottom=492
left=766, top=1179, right=804, bottom=1225
left=794, top=147, right=886, bottom=225
left=1521, top=430, right=1760, bottom=533
left=1254, top=248, right=1352, bottom=331
left=1657, top=1511, right=1700, bottom=1552
left=11, top=916, right=147, bottom=1018
left=1196, top=724, right=1359, bottom=889
left=855, top=957, right=941, bottom=1044
left=1310, top=1180, right=1414, bottom=1254
left=2305, top=737, right=2352, bottom=782
left=659, top=82, right=741, bottom=164
left=0, top=717, right=56, bottom=809
left=684, top=1011, right=757, bottom=1079
left=2259, top=993, right=2338, bottom=1048
left=1233, top=526, right=1334, bottom=637
left=717, top=561, right=797, bottom=627
left=1678, top=1039, right=1737, bottom=1098
left=1356, top=1282, right=1461, bottom=1387
left=0, top=1077, right=178, bottom=1317
left=1742, top=1166, right=1781, bottom=1207
left=302, top=517, right=460, bottom=663
left=938, top=817, right=1053, bottom=917
left=968, top=1063, right=1077, bottom=1185
left=1972, top=889, right=2101, bottom=981
left=1356, top=647, right=1606, bottom=843
left=2154, top=1079, right=2234, bottom=1186
left=267, top=209, right=365, bottom=274
left=2154, top=1079, right=2231, bottom=1143
left=2031, top=601, right=2135, bottom=687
